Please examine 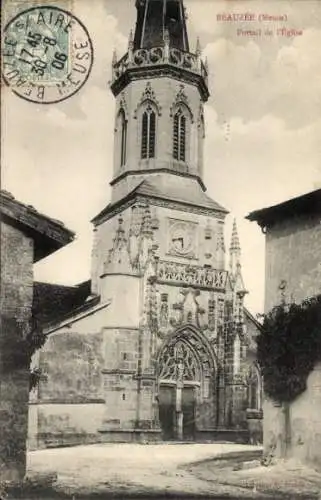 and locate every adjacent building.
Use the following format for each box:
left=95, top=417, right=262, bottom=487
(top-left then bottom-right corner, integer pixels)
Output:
left=0, top=190, right=74, bottom=481
left=29, top=0, right=262, bottom=447
left=247, top=188, right=321, bottom=466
